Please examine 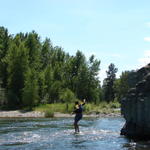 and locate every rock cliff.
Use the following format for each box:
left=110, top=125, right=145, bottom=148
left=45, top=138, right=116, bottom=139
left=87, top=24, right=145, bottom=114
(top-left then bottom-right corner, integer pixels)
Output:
left=121, top=63, right=150, bottom=139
